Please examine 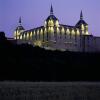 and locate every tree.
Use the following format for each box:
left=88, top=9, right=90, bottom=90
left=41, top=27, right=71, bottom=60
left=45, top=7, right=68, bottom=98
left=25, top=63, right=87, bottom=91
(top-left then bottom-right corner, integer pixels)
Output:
left=0, top=31, right=7, bottom=41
